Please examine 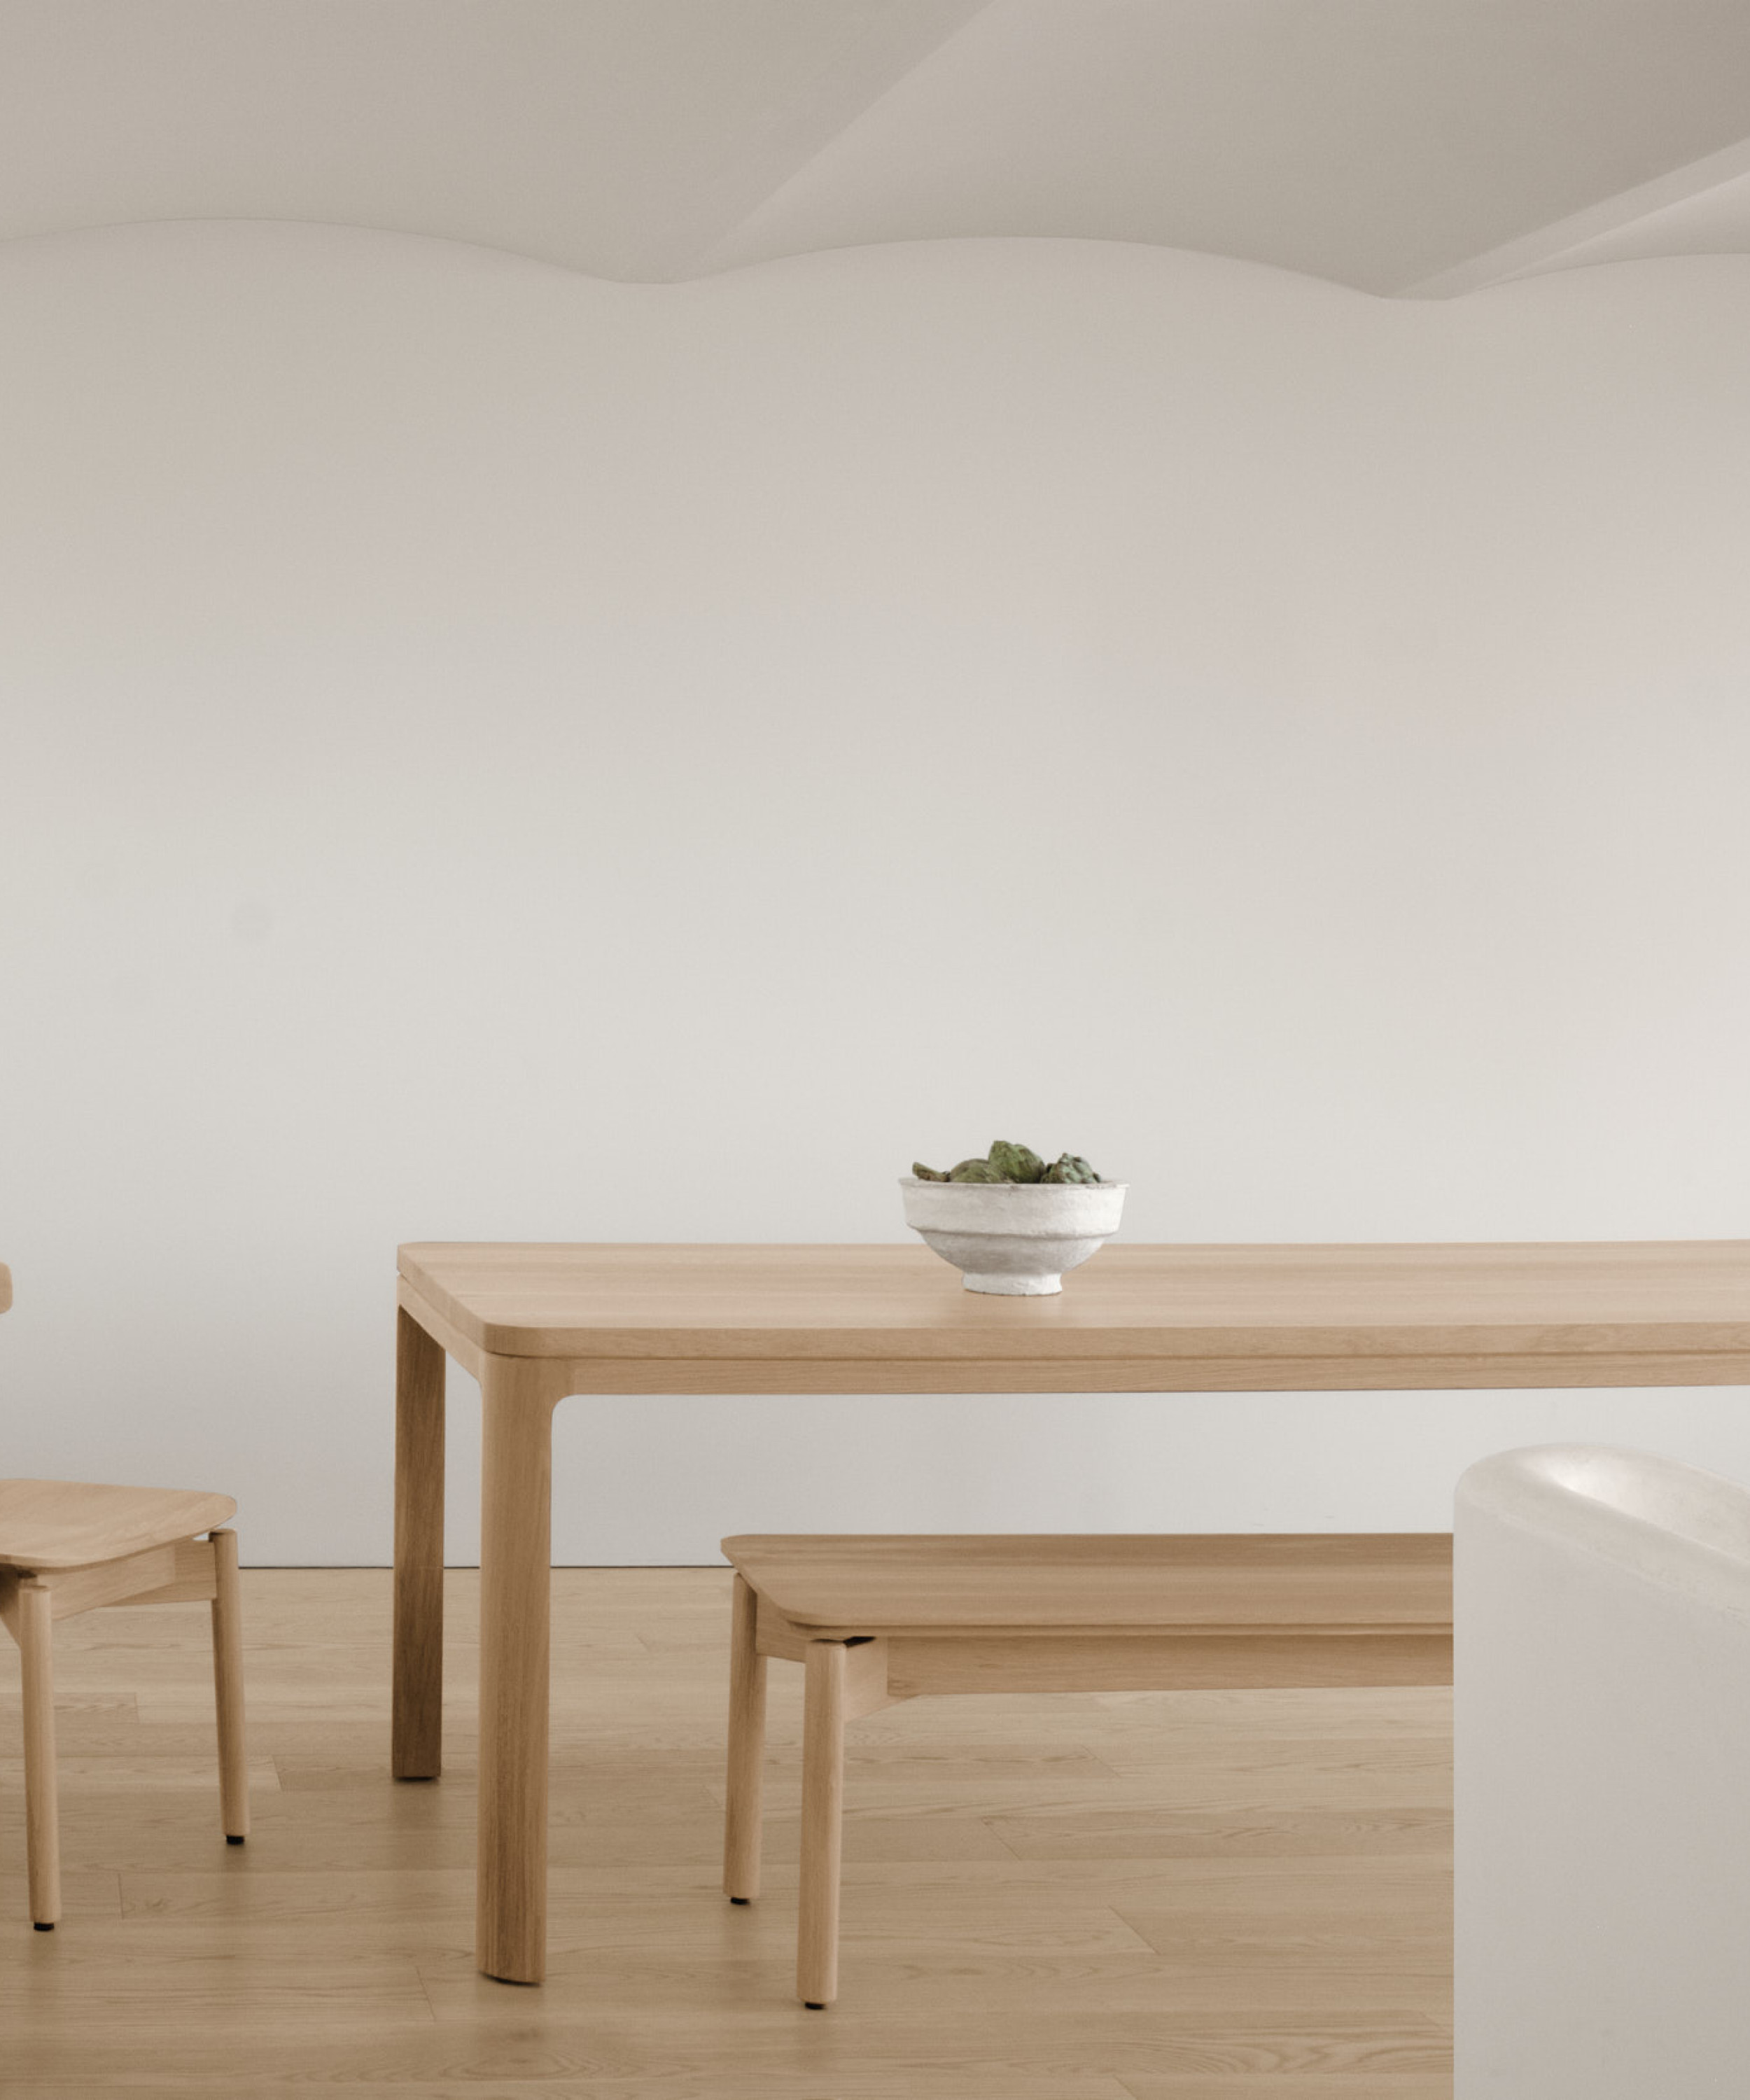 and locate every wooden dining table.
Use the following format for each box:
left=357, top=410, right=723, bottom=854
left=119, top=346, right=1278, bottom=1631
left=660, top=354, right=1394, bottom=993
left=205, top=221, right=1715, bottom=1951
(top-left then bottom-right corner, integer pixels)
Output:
left=391, top=1238, right=1750, bottom=1982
